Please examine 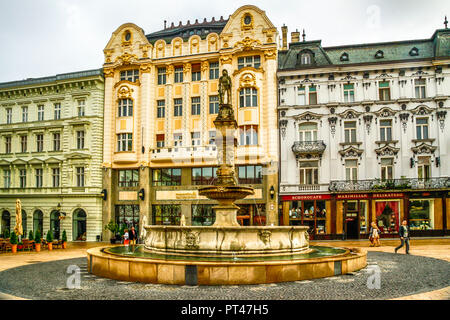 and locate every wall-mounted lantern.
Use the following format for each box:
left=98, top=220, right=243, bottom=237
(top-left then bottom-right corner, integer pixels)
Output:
left=269, top=186, right=275, bottom=200
left=101, top=189, right=107, bottom=201
left=138, top=188, right=145, bottom=201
